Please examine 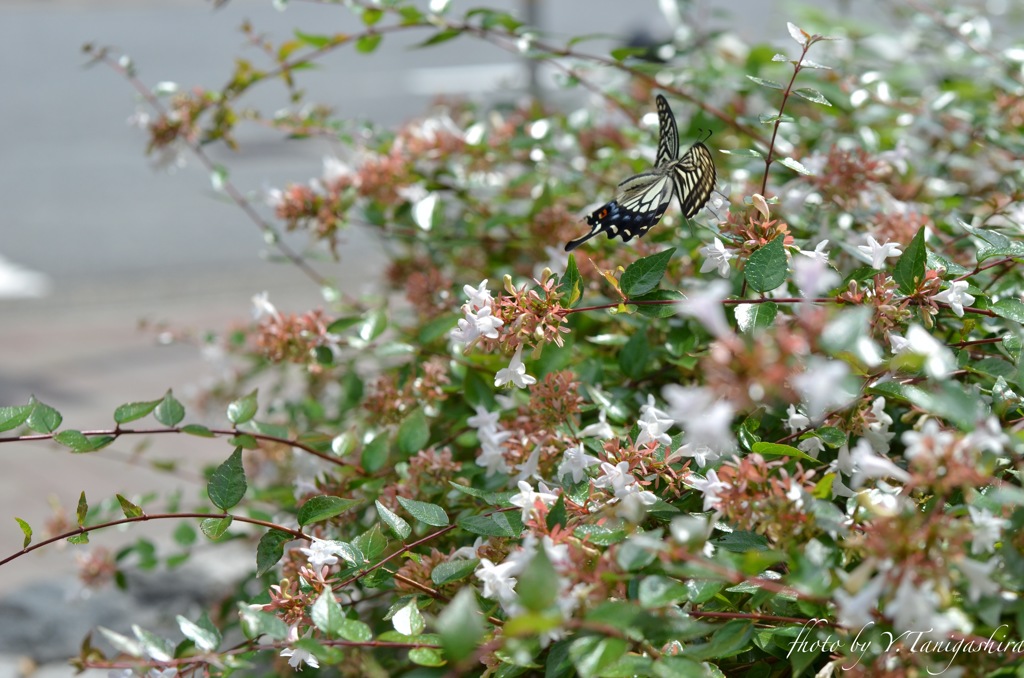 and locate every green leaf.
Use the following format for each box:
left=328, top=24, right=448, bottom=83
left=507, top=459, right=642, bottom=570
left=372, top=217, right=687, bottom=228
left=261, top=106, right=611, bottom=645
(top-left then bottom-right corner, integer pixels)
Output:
left=68, top=531, right=89, bottom=545
left=356, top=33, right=382, bottom=53
left=638, top=575, right=688, bottom=608
left=977, top=242, right=1024, bottom=262
left=734, top=301, right=778, bottom=333
left=226, top=389, right=258, bottom=425
left=255, top=529, right=292, bottom=577
left=690, top=620, right=755, bottom=660
left=294, top=30, right=333, bottom=49
left=569, top=635, right=629, bottom=678
left=392, top=598, right=425, bottom=635
left=992, top=298, right=1024, bottom=324
left=208, top=448, right=247, bottom=511
left=397, top=409, right=430, bottom=457
left=546, top=494, right=567, bottom=530
left=311, top=588, right=346, bottom=637
left=436, top=587, right=484, bottom=663
left=177, top=614, right=221, bottom=652
left=430, top=558, right=479, bottom=586
left=116, top=494, right=144, bottom=519
left=376, top=500, right=412, bottom=540
left=353, top=523, right=388, bottom=560
left=172, top=522, right=193, bottom=547
left=238, top=603, right=289, bottom=641
left=746, top=75, right=784, bottom=89
left=361, top=6, right=383, bottom=25
left=297, top=495, right=361, bottom=526
left=154, top=390, right=185, bottom=427
left=893, top=226, right=927, bottom=294
left=181, top=424, right=214, bottom=437
left=620, top=248, right=675, bottom=297
left=751, top=441, right=820, bottom=463
left=200, top=516, right=232, bottom=540
left=76, top=491, right=88, bottom=527
left=744, top=236, right=787, bottom=293
left=815, top=426, right=847, bottom=448
left=14, top=517, right=32, bottom=548
left=792, top=87, right=832, bottom=106
left=113, top=398, right=159, bottom=425
left=631, top=289, right=684, bottom=318
left=361, top=434, right=389, bottom=473
left=720, top=148, right=764, bottom=158
left=0, top=405, right=30, bottom=432
left=778, top=156, right=812, bottom=175
left=518, top=546, right=558, bottom=612
left=560, top=253, right=584, bottom=308
left=458, top=511, right=523, bottom=537
left=618, top=328, right=649, bottom=380
left=397, top=496, right=449, bottom=526
left=417, top=28, right=461, bottom=47
left=26, top=397, right=61, bottom=434
left=336, top=617, right=372, bottom=642
left=54, top=430, right=99, bottom=453
left=408, top=647, right=445, bottom=667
